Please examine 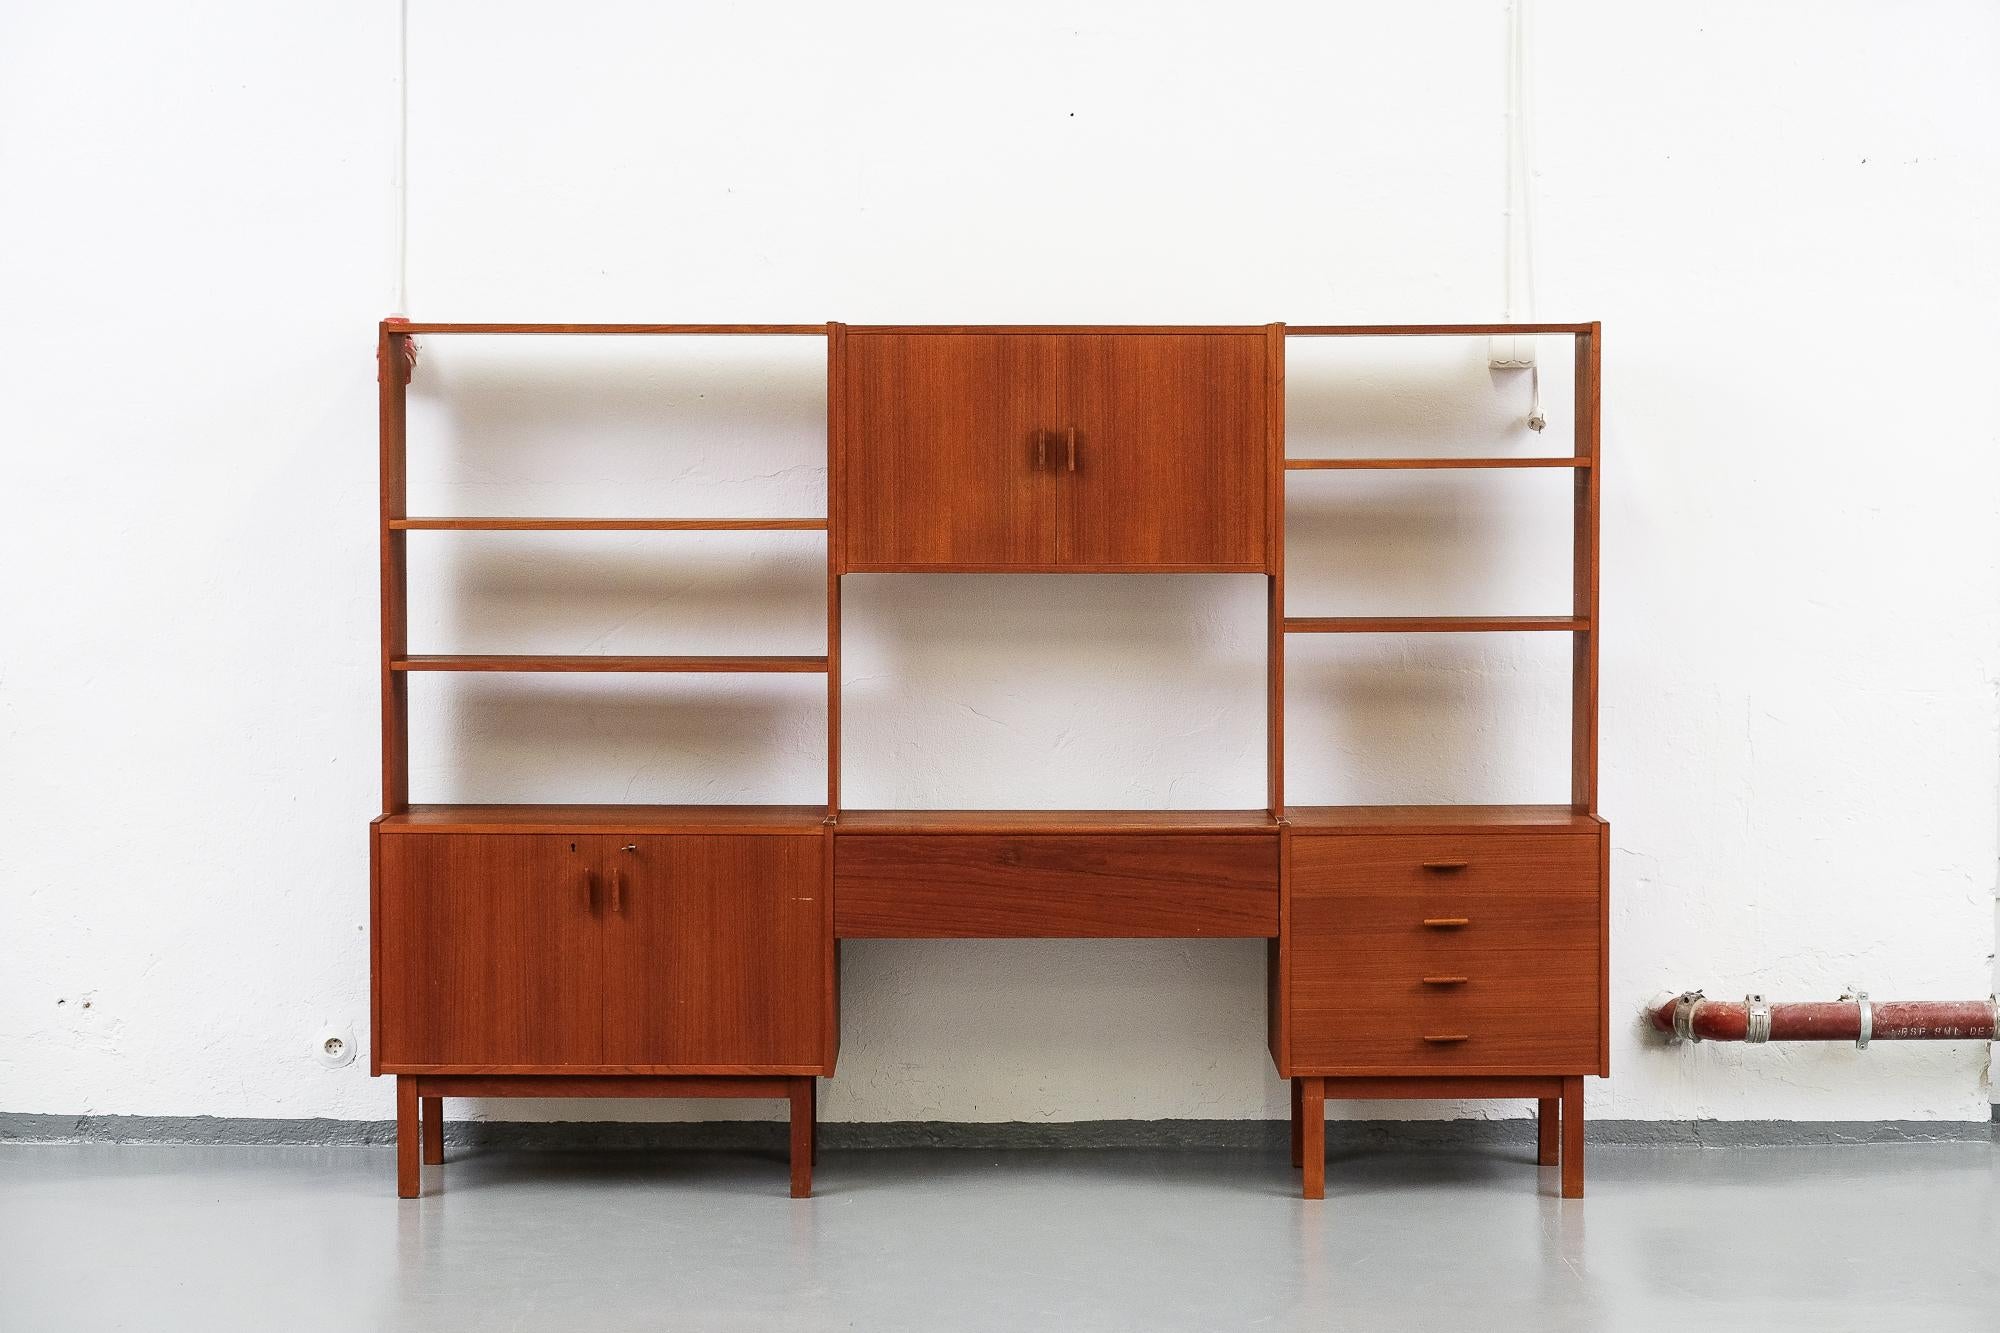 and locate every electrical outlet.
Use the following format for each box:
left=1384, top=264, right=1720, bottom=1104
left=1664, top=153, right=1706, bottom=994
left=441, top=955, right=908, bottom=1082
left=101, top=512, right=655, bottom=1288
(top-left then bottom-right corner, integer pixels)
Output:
left=315, top=1025, right=357, bottom=1070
